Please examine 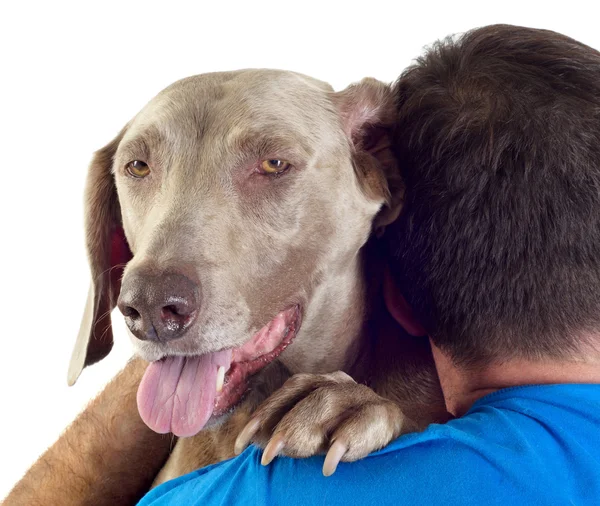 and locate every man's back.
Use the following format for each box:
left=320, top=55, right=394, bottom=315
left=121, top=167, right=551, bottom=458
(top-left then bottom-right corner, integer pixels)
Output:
left=139, top=384, right=600, bottom=505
